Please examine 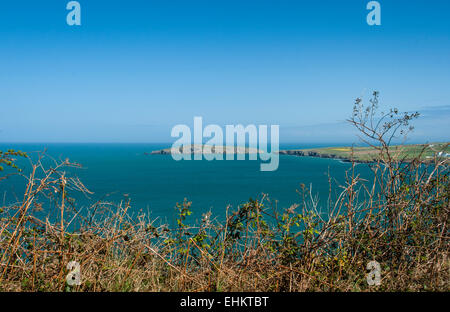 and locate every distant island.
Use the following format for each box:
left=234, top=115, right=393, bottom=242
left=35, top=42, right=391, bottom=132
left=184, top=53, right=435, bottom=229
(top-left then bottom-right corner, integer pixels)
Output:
left=149, top=143, right=450, bottom=163
left=149, top=144, right=261, bottom=155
